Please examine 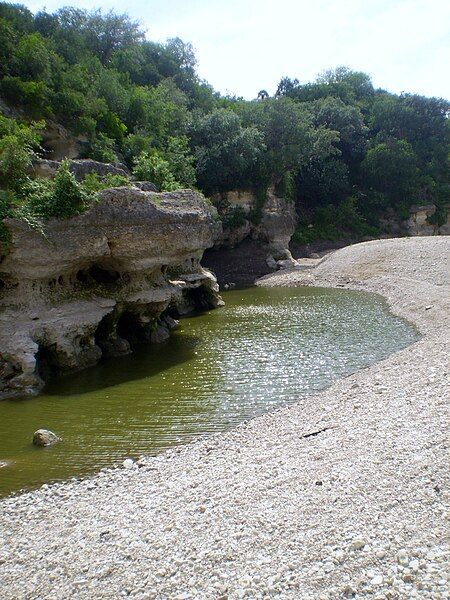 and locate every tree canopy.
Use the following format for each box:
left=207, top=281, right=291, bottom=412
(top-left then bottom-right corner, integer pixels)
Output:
left=0, top=2, right=448, bottom=243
